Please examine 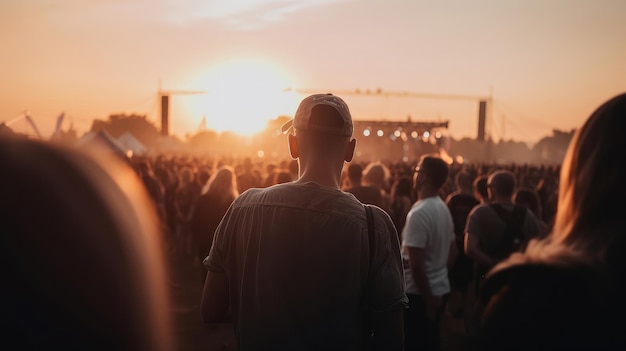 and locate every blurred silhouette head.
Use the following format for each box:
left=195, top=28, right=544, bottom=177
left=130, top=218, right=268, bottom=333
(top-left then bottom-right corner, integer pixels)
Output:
left=474, top=175, right=489, bottom=202
left=487, top=170, right=517, bottom=200
left=347, top=163, right=364, bottom=185
left=203, top=165, right=239, bottom=199
left=363, top=161, right=390, bottom=190
left=553, top=92, right=626, bottom=252
left=0, top=136, right=173, bottom=351
left=455, top=171, right=474, bottom=192
left=391, top=175, right=413, bottom=199
left=515, top=187, right=543, bottom=221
